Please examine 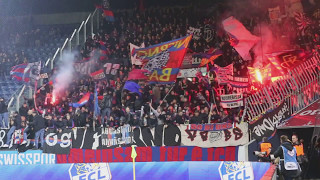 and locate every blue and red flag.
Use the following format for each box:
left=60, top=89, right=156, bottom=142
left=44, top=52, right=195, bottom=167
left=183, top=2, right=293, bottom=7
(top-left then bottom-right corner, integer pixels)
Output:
left=123, top=81, right=141, bottom=95
left=133, top=35, right=192, bottom=84
left=10, top=63, right=29, bottom=82
left=103, top=10, right=115, bottom=22
left=10, top=62, right=41, bottom=82
left=148, top=68, right=180, bottom=84
left=70, top=93, right=91, bottom=108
